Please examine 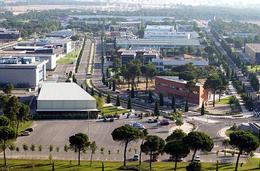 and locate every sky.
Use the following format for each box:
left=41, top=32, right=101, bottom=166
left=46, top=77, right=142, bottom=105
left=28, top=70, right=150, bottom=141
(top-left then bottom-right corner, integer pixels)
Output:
left=12, top=0, right=260, bottom=8
left=79, top=0, right=260, bottom=7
